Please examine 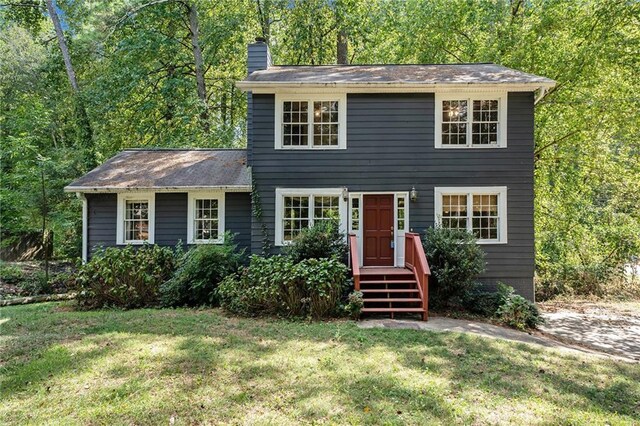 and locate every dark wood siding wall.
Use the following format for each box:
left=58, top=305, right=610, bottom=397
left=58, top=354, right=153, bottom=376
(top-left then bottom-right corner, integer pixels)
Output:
left=250, top=92, right=536, bottom=299
left=86, top=192, right=251, bottom=256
